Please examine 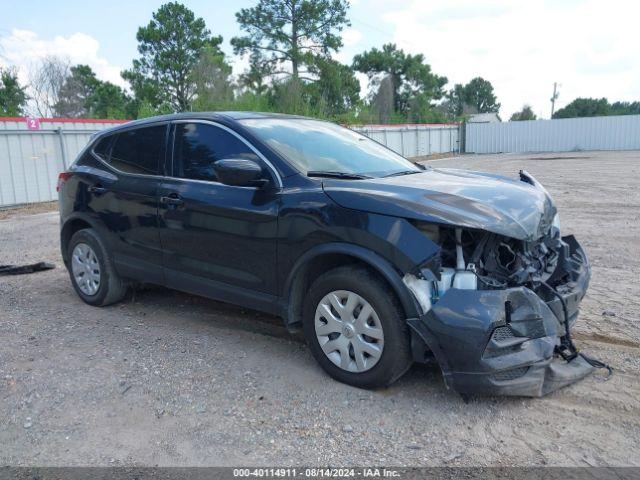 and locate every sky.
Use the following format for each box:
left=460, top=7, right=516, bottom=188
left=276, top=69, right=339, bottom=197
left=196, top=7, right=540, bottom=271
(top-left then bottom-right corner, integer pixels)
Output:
left=1, top=0, right=638, bottom=120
